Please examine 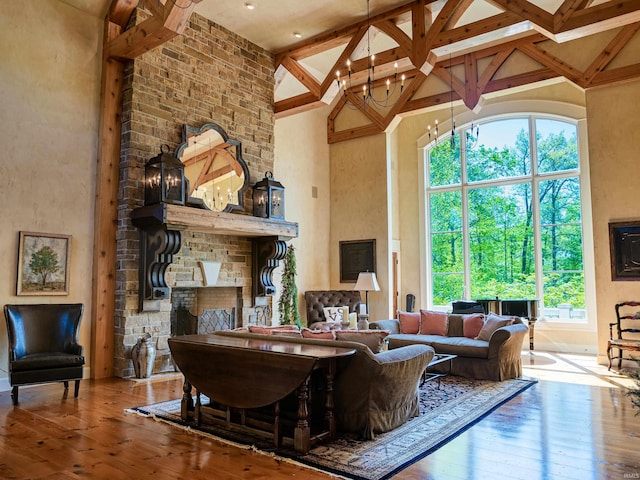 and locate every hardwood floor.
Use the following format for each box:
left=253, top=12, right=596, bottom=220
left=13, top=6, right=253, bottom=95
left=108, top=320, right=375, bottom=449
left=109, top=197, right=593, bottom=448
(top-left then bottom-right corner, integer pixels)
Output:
left=1, top=352, right=639, bottom=479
